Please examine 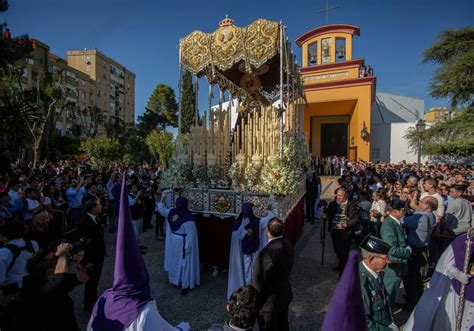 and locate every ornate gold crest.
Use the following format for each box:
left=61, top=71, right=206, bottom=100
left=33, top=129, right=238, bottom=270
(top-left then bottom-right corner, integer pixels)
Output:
left=180, top=18, right=280, bottom=75
left=213, top=194, right=231, bottom=213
